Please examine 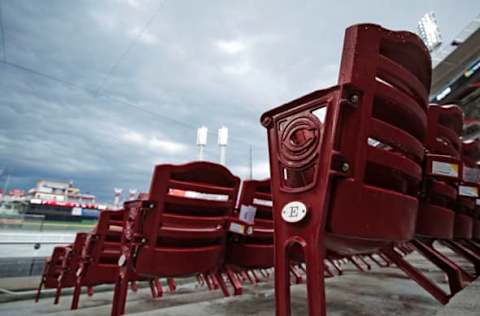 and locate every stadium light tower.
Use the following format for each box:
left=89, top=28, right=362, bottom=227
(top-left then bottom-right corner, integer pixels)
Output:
left=114, top=188, right=123, bottom=209
left=128, top=189, right=138, bottom=201
left=218, top=126, right=229, bottom=165
left=417, top=12, right=443, bottom=52
left=196, top=126, right=208, bottom=160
